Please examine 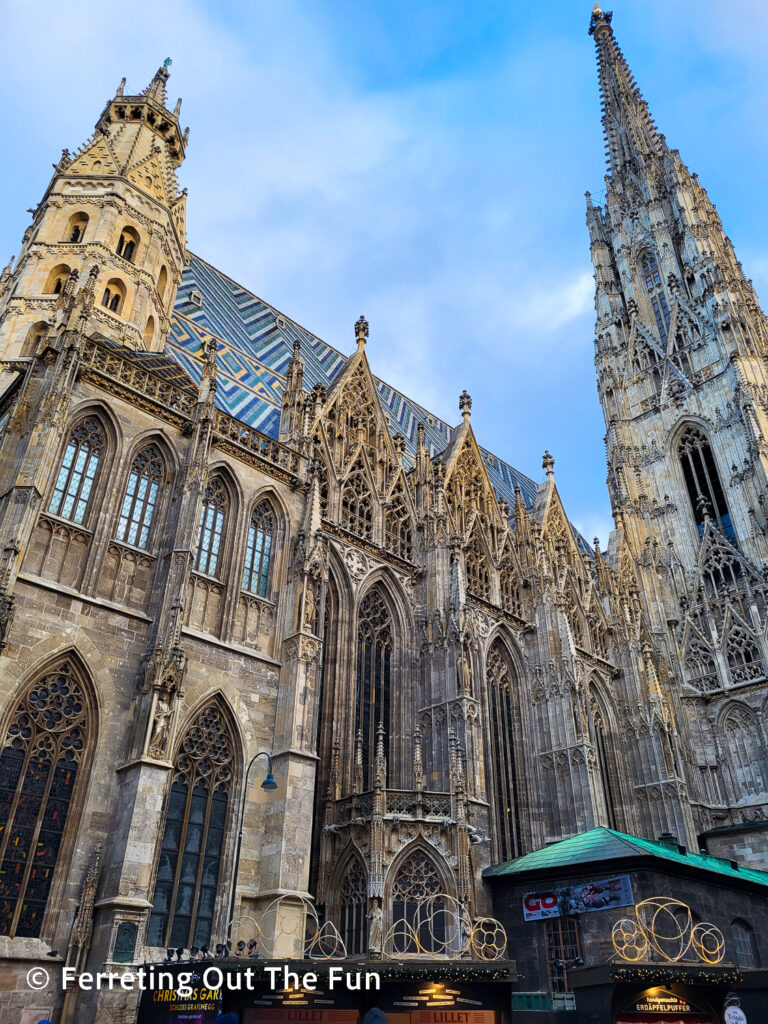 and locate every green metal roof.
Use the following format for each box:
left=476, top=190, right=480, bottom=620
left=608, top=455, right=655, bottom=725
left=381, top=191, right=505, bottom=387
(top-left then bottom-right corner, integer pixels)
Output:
left=483, top=827, right=768, bottom=890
